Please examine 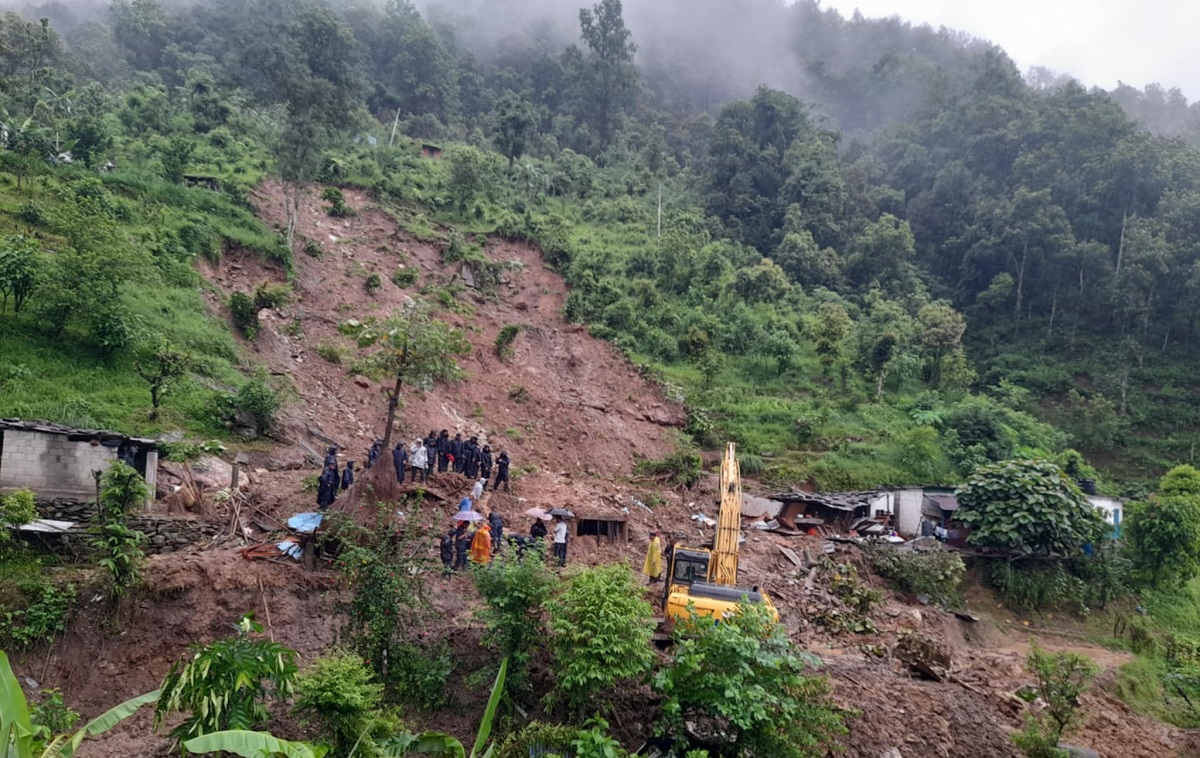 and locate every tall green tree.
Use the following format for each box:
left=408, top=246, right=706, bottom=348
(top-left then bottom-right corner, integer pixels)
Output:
left=575, top=0, right=638, bottom=150
left=1125, top=465, right=1200, bottom=588
left=955, top=458, right=1106, bottom=556
left=492, top=92, right=537, bottom=167
left=0, top=234, right=40, bottom=314
left=338, top=301, right=469, bottom=454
